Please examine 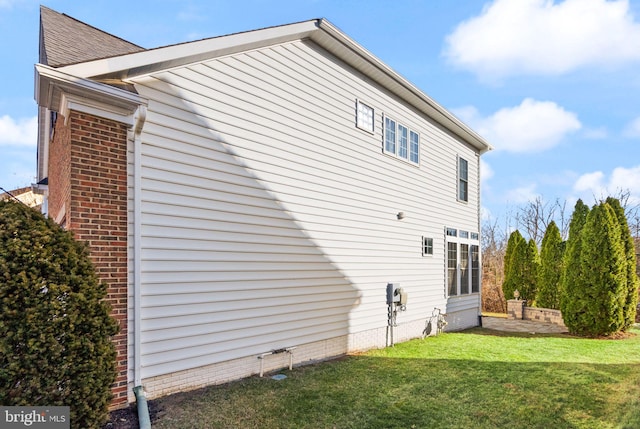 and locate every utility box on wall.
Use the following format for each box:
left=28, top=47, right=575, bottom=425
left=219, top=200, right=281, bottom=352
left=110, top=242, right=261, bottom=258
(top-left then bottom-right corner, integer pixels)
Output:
left=386, top=283, right=407, bottom=308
